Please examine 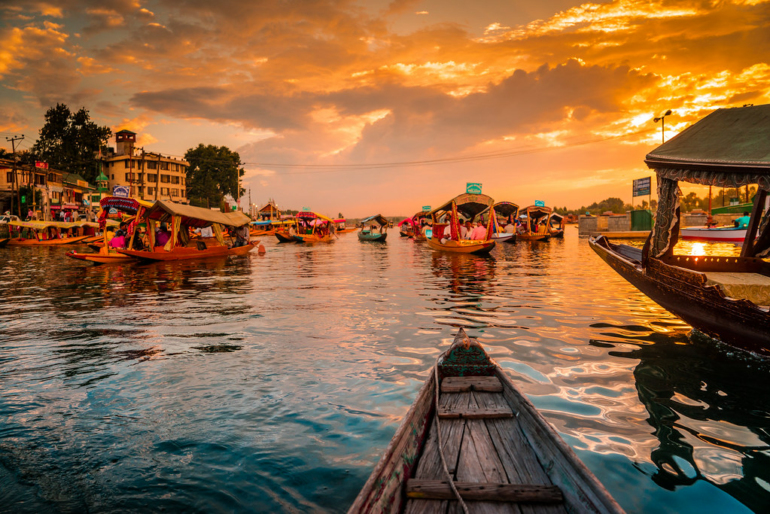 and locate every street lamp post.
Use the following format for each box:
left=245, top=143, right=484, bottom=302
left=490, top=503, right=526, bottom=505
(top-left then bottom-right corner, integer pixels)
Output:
left=653, top=109, right=673, bottom=143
